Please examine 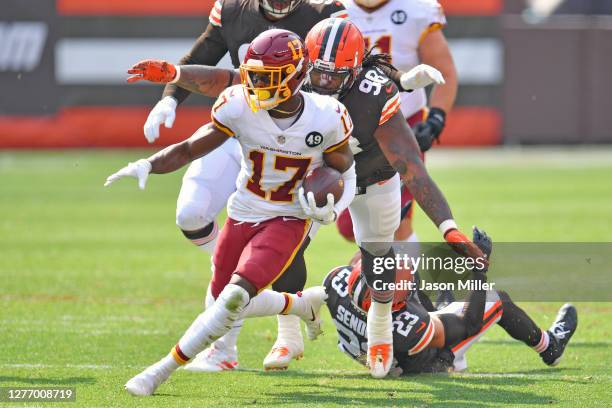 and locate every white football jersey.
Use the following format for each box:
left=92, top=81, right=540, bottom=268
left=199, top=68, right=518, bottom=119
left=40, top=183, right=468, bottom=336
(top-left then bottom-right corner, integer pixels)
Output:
left=211, top=85, right=353, bottom=223
left=343, top=0, right=446, bottom=117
